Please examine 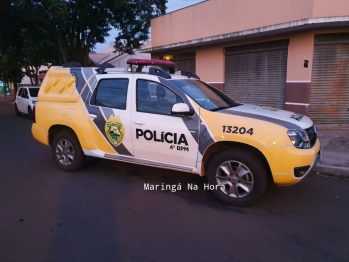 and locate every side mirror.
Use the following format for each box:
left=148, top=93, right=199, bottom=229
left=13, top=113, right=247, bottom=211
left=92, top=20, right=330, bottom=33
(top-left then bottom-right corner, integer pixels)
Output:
left=171, top=103, right=194, bottom=116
